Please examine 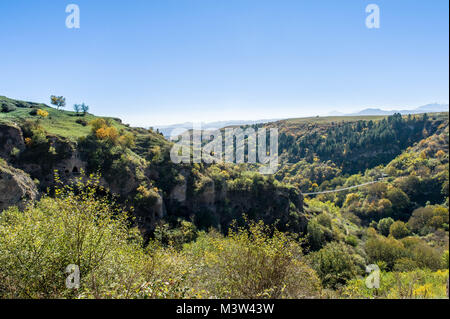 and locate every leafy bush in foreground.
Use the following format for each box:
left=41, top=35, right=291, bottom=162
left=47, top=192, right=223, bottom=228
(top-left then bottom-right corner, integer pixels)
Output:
left=309, top=242, right=364, bottom=289
left=0, top=174, right=148, bottom=298
left=183, top=221, right=322, bottom=299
